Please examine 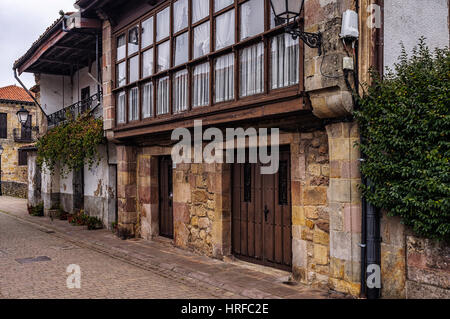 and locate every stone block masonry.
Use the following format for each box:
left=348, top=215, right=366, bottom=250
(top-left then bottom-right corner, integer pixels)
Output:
left=172, top=162, right=232, bottom=258
left=117, top=145, right=138, bottom=236
left=291, top=129, right=331, bottom=290
left=326, top=122, right=361, bottom=296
